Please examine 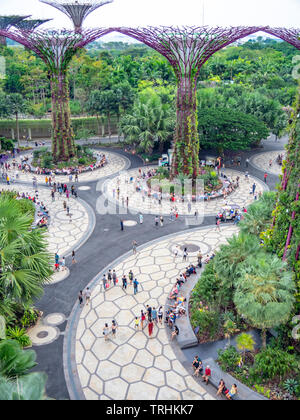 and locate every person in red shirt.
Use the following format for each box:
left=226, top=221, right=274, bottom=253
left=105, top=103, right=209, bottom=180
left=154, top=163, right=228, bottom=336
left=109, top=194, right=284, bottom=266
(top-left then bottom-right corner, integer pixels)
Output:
left=264, top=173, right=268, bottom=183
left=202, top=365, right=211, bottom=385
